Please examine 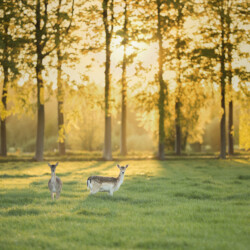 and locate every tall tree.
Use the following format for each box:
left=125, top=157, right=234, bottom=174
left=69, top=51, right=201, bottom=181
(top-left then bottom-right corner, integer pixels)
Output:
left=226, top=1, right=233, bottom=155
left=156, top=0, right=166, bottom=160
left=133, top=0, right=169, bottom=158
left=204, top=0, right=248, bottom=158
left=219, top=0, right=227, bottom=159
left=120, top=0, right=128, bottom=156
left=194, top=0, right=248, bottom=157
left=55, top=0, right=75, bottom=155
left=224, top=0, right=248, bottom=155
left=22, top=0, right=60, bottom=161
left=167, top=0, right=203, bottom=155
left=0, top=0, right=21, bottom=156
left=34, top=0, right=46, bottom=161
left=56, top=0, right=65, bottom=155
left=102, top=0, right=114, bottom=160
left=174, top=0, right=184, bottom=156
left=199, top=0, right=227, bottom=158
left=0, top=4, right=9, bottom=156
